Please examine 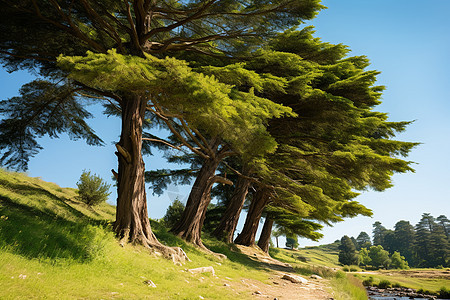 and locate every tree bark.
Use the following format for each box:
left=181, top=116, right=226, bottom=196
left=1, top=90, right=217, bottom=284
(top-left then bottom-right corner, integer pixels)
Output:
left=113, top=93, right=187, bottom=263
left=257, top=215, right=274, bottom=253
left=212, top=176, right=251, bottom=243
left=170, top=146, right=222, bottom=249
left=234, top=187, right=271, bottom=246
